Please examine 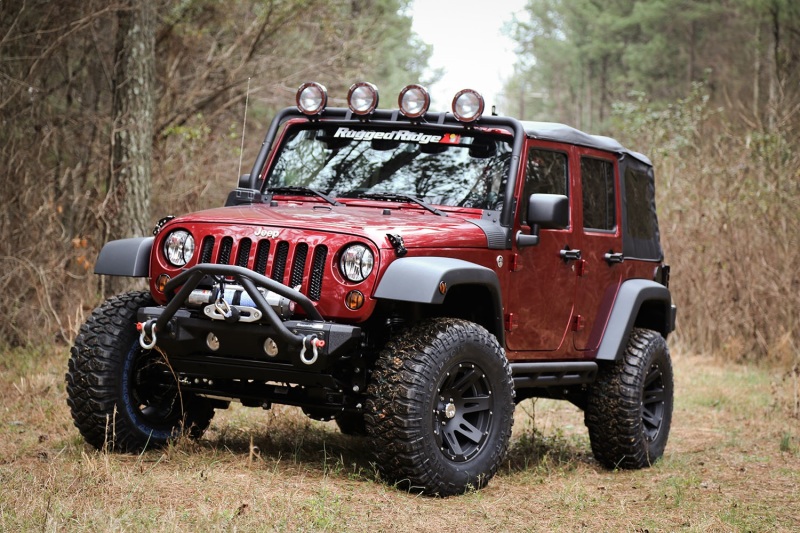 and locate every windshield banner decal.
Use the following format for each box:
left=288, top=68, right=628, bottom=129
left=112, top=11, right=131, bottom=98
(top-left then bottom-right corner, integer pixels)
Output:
left=333, top=127, right=459, bottom=145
